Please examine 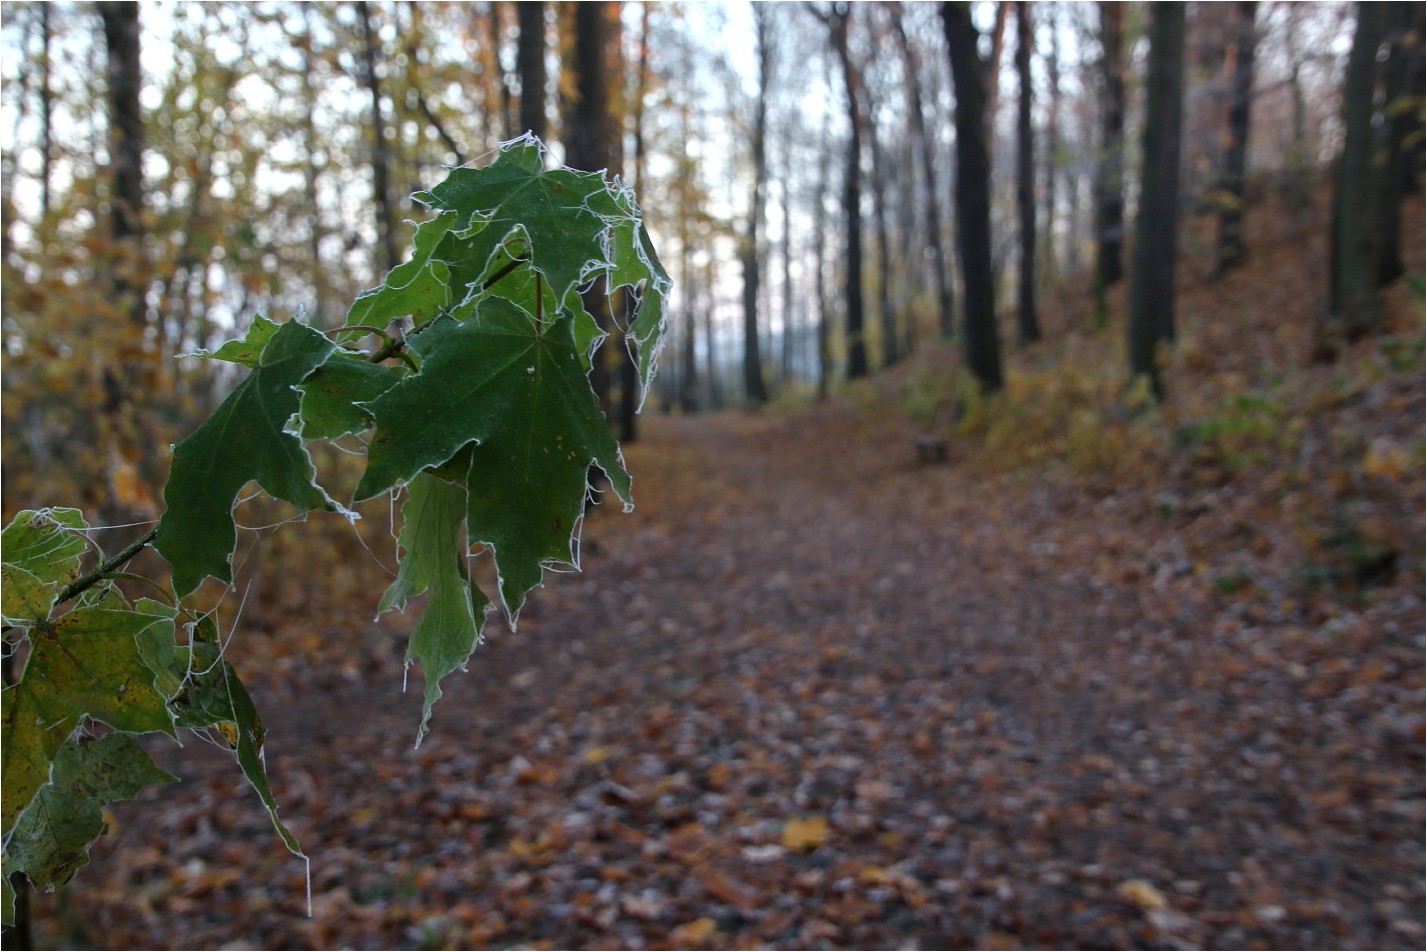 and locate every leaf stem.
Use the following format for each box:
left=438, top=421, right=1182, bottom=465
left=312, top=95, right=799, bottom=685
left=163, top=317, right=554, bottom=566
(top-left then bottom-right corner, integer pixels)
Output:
left=2, top=527, right=160, bottom=638
left=56, top=527, right=159, bottom=605
left=326, top=325, right=394, bottom=348
left=481, top=255, right=526, bottom=292
left=366, top=256, right=529, bottom=365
